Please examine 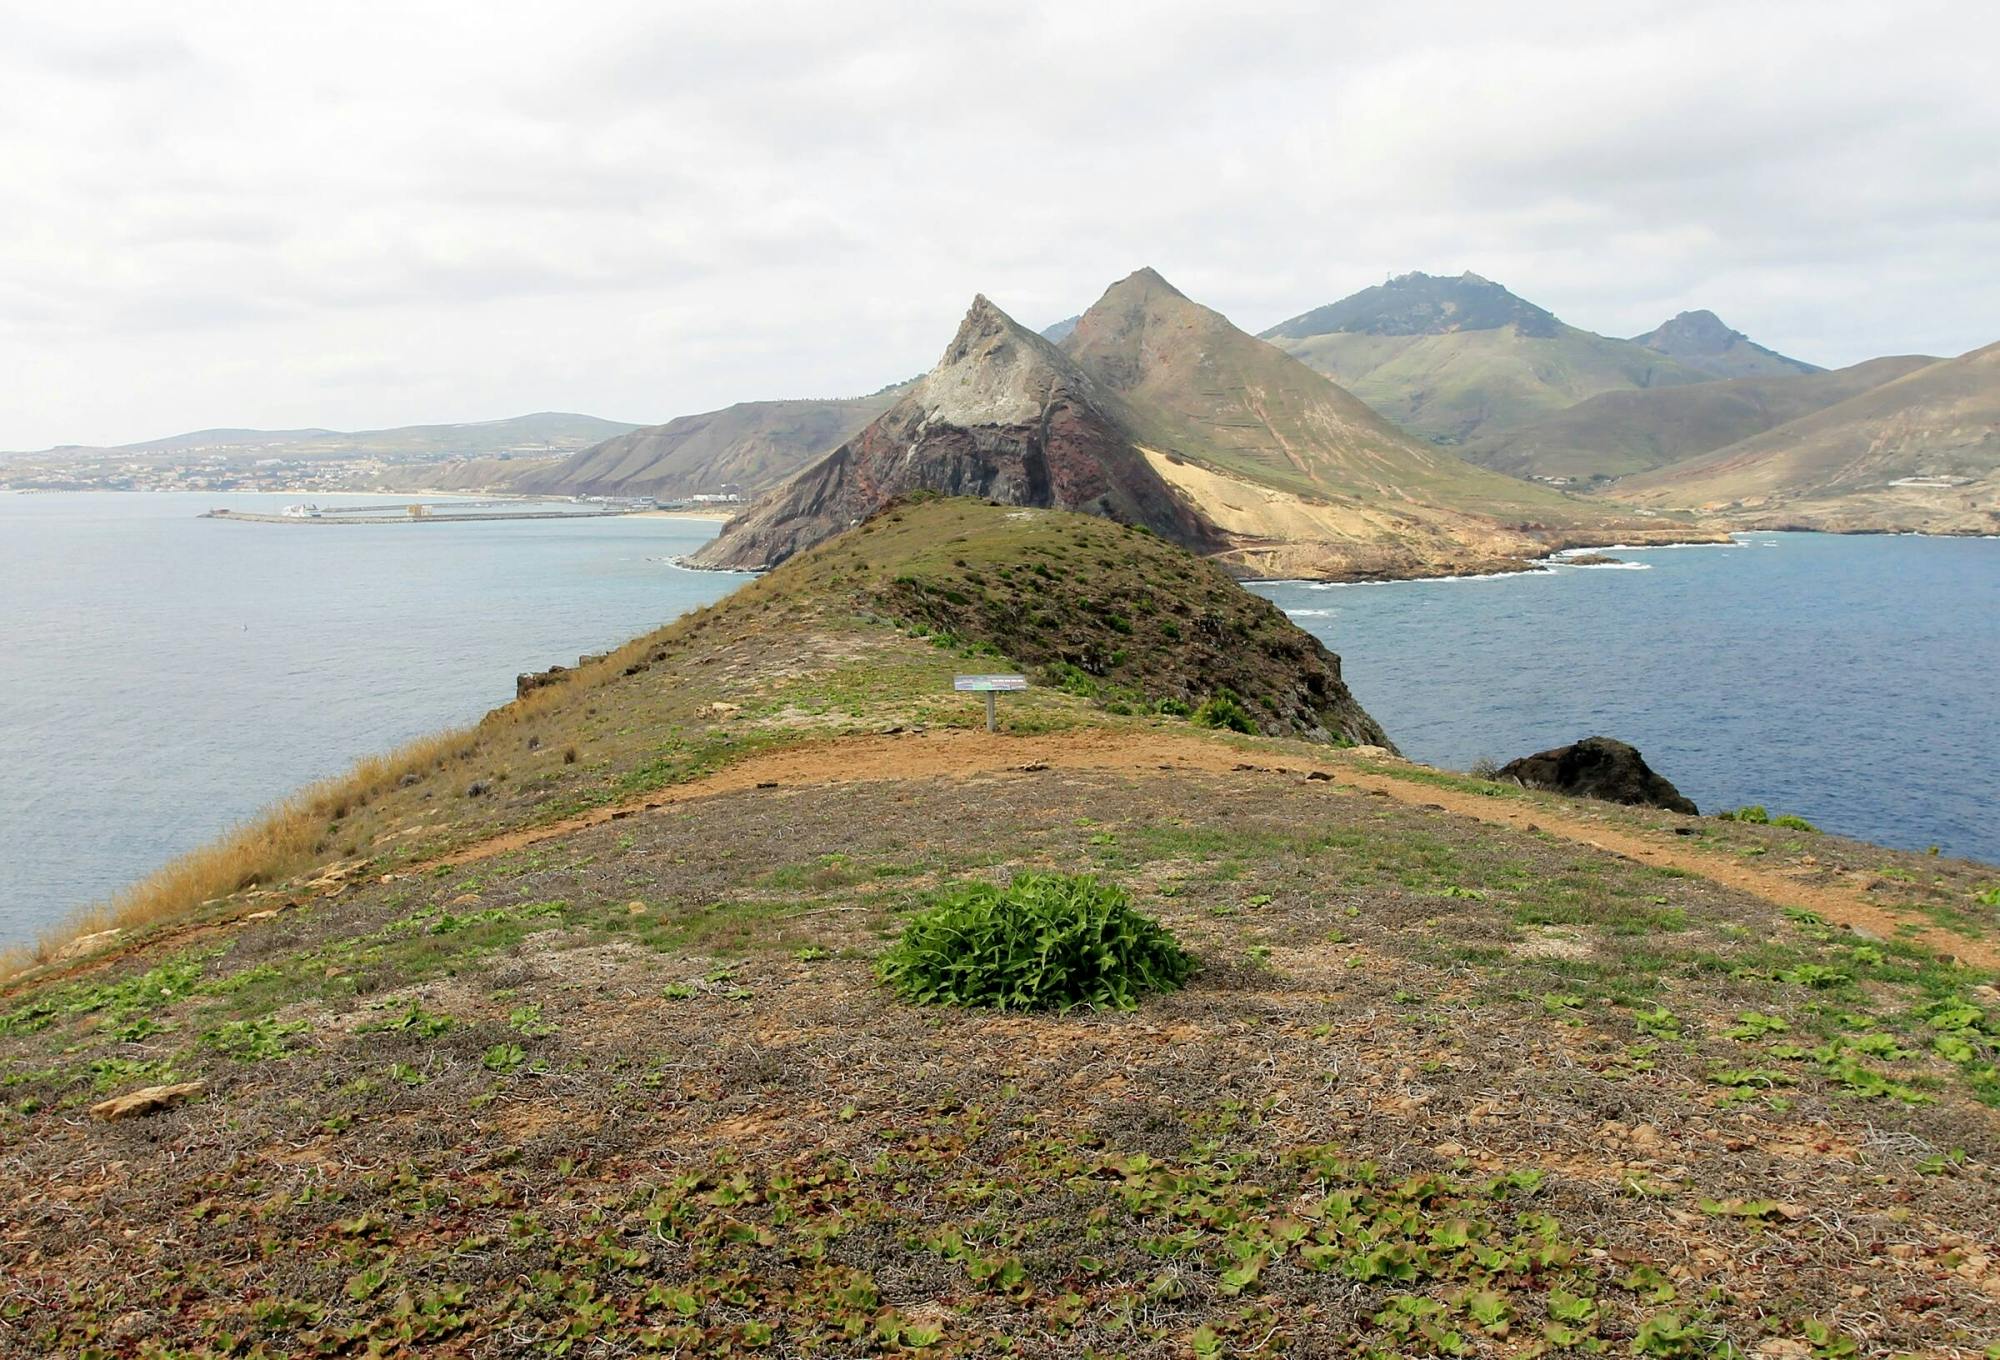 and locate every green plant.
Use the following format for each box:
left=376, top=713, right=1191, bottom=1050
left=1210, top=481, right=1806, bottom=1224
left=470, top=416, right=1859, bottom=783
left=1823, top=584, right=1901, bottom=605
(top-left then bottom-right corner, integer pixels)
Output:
left=1633, top=1312, right=1726, bottom=1357
left=1723, top=1012, right=1788, bottom=1039
left=200, top=1017, right=308, bottom=1062
left=1192, top=689, right=1256, bottom=735
left=878, top=872, right=1194, bottom=1012
left=482, top=1042, right=527, bottom=1073
left=1716, top=805, right=1817, bottom=831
